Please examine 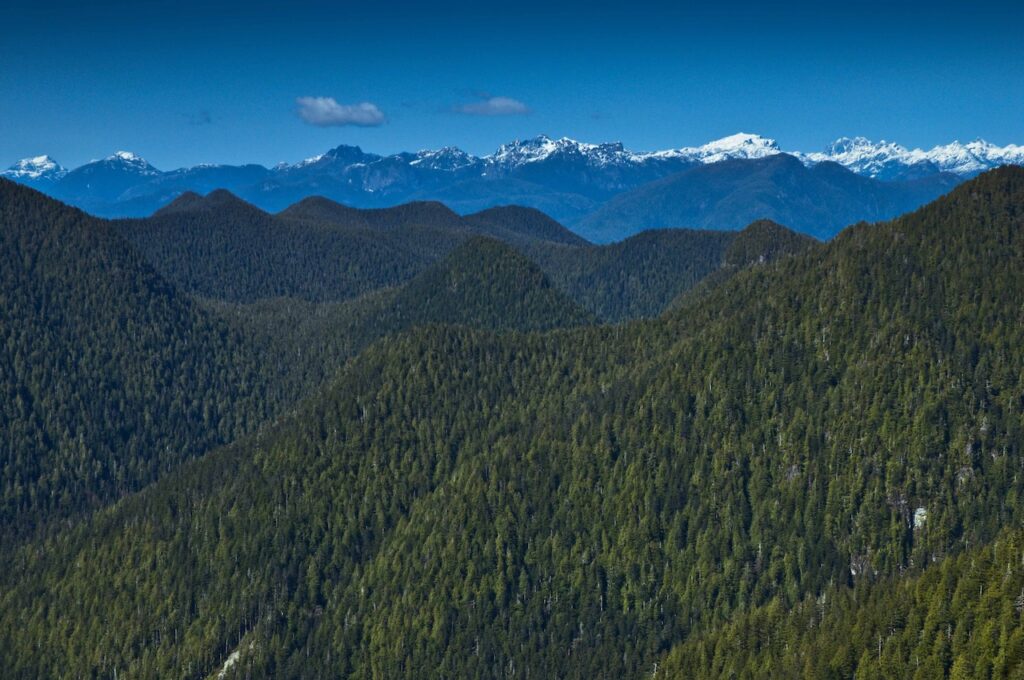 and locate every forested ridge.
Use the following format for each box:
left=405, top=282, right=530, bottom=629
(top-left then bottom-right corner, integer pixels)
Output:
left=0, top=182, right=591, bottom=544
left=1, top=168, right=1022, bottom=678
left=119, top=190, right=812, bottom=322
left=209, top=236, right=594, bottom=395
left=660, top=528, right=1024, bottom=678
left=0, top=180, right=286, bottom=541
